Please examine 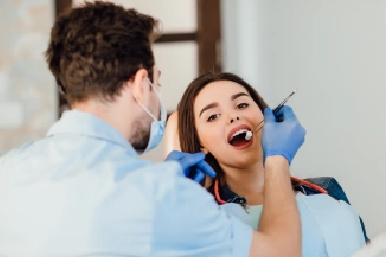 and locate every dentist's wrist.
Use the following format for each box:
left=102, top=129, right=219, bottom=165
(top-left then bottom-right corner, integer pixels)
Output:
left=264, top=149, right=292, bottom=164
left=264, top=155, right=290, bottom=170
